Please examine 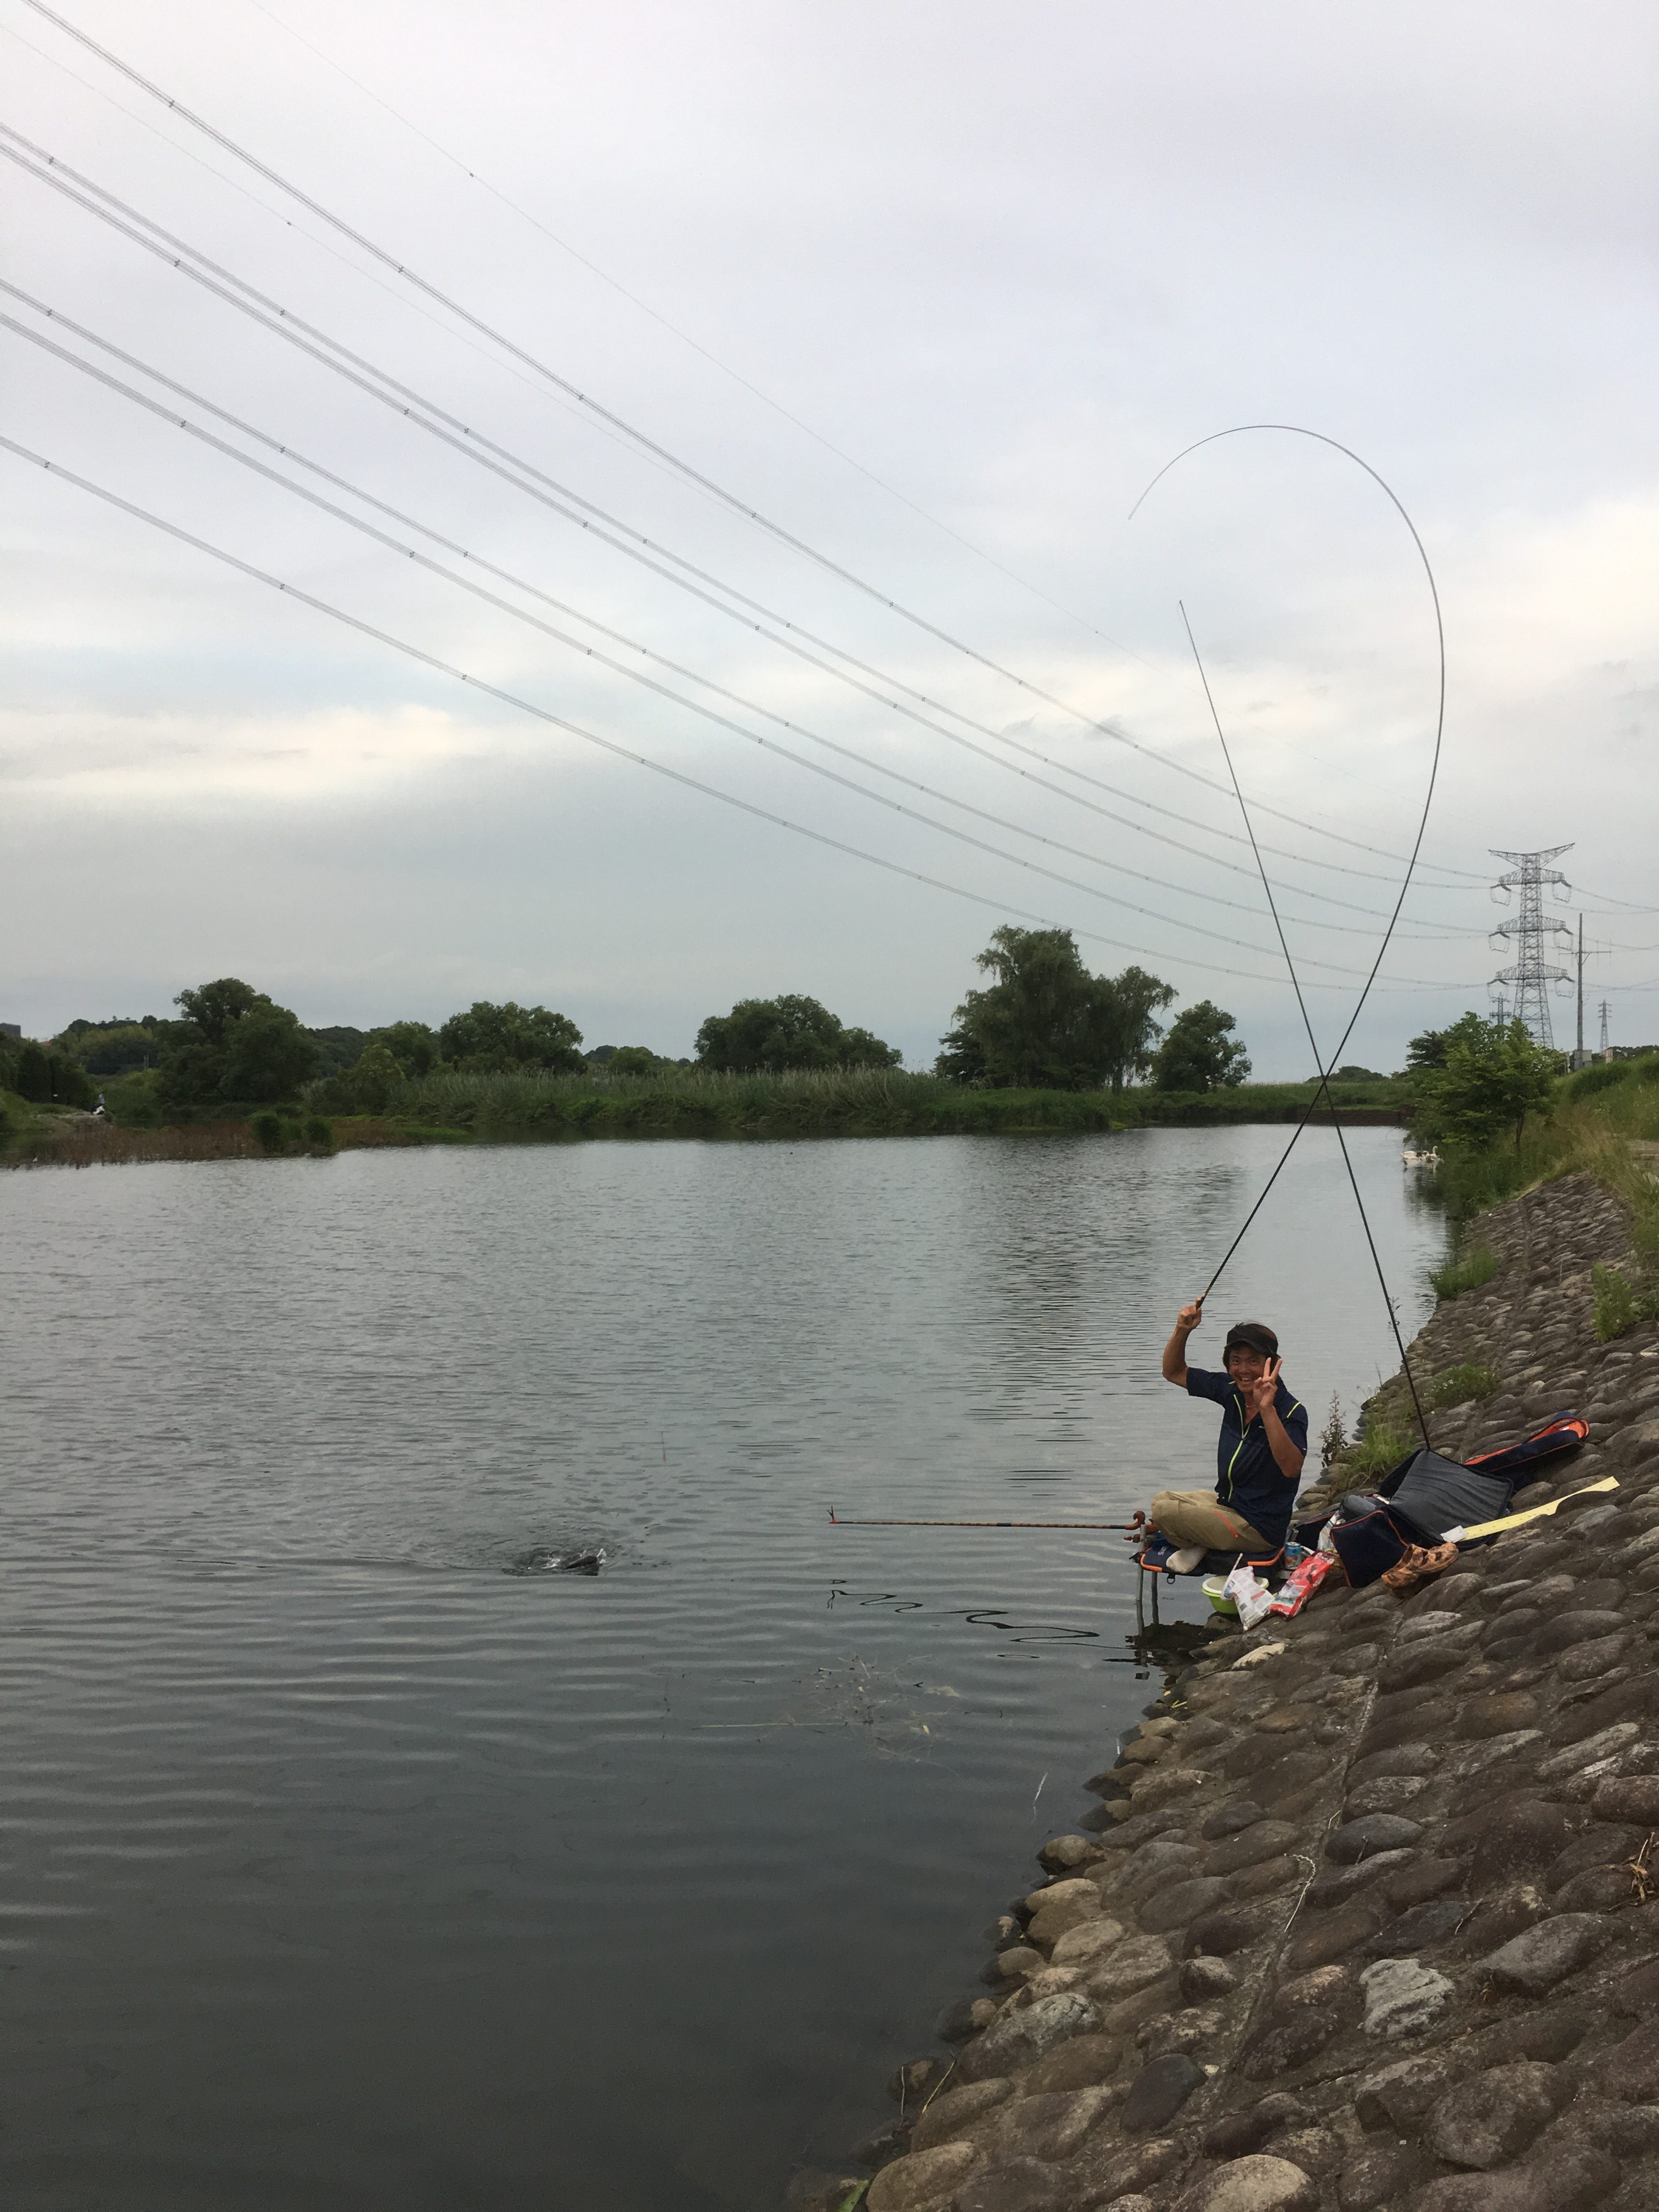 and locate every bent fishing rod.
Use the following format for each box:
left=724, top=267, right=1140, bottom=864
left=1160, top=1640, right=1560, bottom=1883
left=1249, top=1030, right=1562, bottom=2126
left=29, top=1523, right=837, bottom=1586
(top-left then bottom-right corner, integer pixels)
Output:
left=1130, top=424, right=1444, bottom=1451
